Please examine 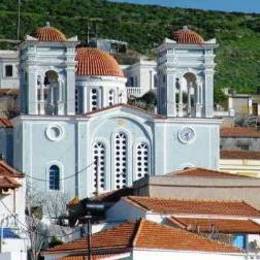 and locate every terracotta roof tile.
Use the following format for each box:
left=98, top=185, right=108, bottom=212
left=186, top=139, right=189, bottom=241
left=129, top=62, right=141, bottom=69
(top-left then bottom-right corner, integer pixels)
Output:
left=0, top=160, right=23, bottom=178
left=45, top=219, right=240, bottom=255
left=33, top=26, right=66, bottom=42
left=171, top=167, right=245, bottom=178
left=0, top=176, right=20, bottom=189
left=60, top=254, right=126, bottom=260
left=125, top=196, right=260, bottom=217
left=169, top=217, right=260, bottom=234
left=0, top=161, right=23, bottom=189
left=221, top=127, right=260, bottom=138
left=221, top=150, right=260, bottom=160
left=76, top=48, right=124, bottom=77
left=173, top=26, right=204, bottom=44
left=0, top=118, right=13, bottom=128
